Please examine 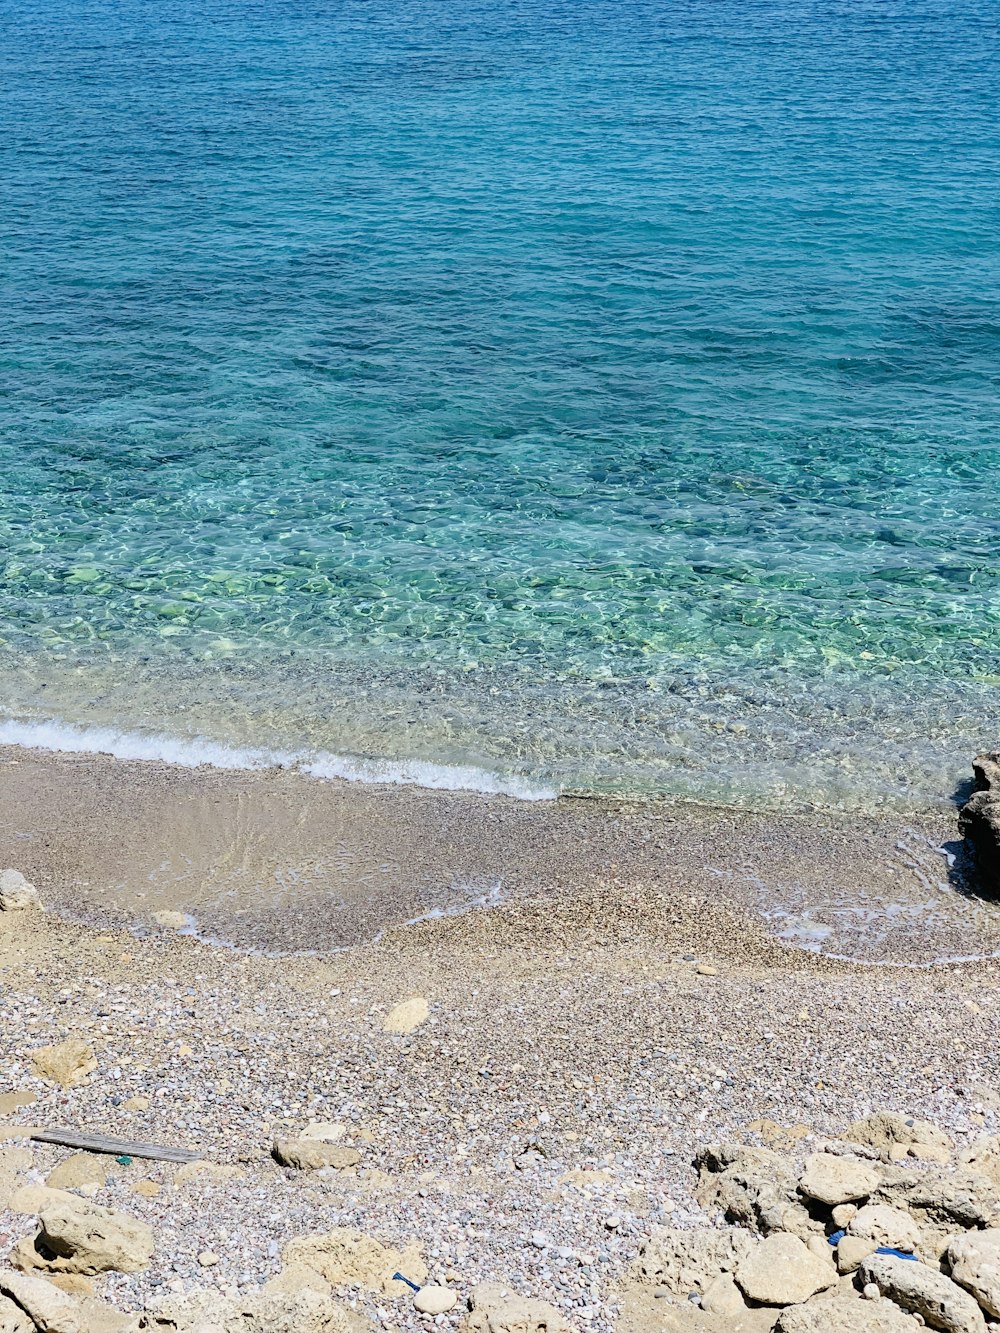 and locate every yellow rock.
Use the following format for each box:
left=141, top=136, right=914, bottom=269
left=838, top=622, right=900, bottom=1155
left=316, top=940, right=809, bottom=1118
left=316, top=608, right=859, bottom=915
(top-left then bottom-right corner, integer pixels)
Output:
left=30, top=1038, right=98, bottom=1089
left=132, top=1179, right=161, bottom=1199
left=382, top=997, right=429, bottom=1034
left=46, top=1153, right=110, bottom=1191
left=282, top=1227, right=426, bottom=1296
left=0, top=1091, right=37, bottom=1116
